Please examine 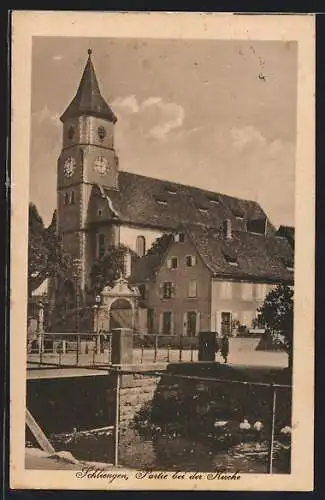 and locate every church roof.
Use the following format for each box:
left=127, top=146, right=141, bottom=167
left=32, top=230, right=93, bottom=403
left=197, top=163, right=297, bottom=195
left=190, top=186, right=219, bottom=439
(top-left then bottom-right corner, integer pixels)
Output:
left=130, top=226, right=294, bottom=284
left=60, top=50, right=117, bottom=123
left=100, top=171, right=275, bottom=234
